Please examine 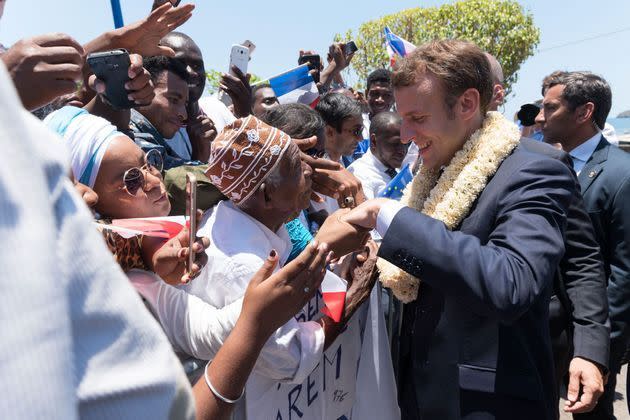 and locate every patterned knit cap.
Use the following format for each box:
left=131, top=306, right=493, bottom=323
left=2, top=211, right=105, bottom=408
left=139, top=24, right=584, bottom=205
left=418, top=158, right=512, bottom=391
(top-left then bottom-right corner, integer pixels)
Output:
left=205, top=115, right=291, bottom=204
